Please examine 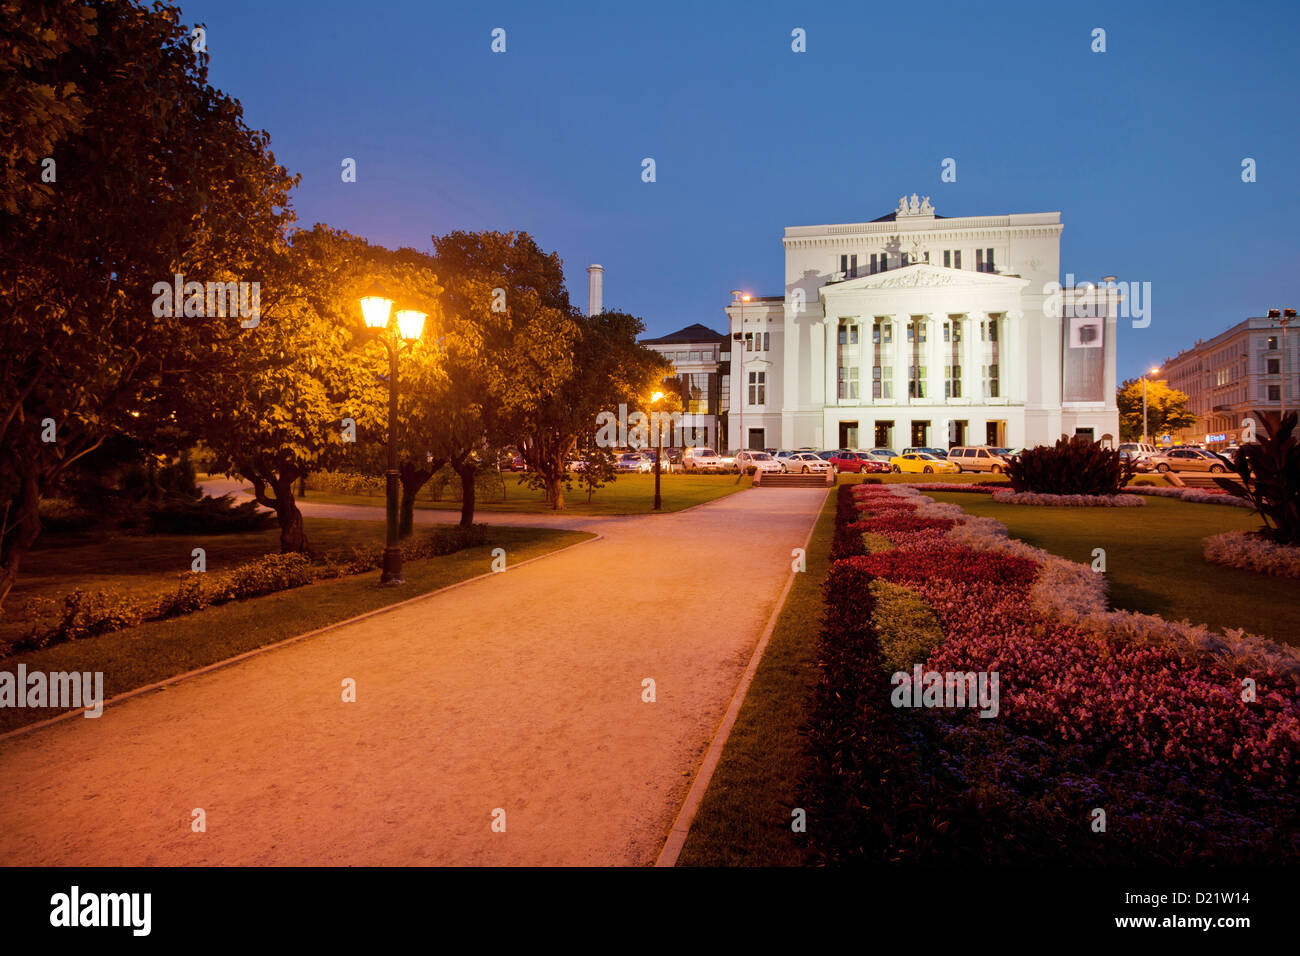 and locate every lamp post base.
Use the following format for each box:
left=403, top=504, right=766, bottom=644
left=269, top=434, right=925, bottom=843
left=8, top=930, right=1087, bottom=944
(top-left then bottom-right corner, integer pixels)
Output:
left=380, top=546, right=404, bottom=585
